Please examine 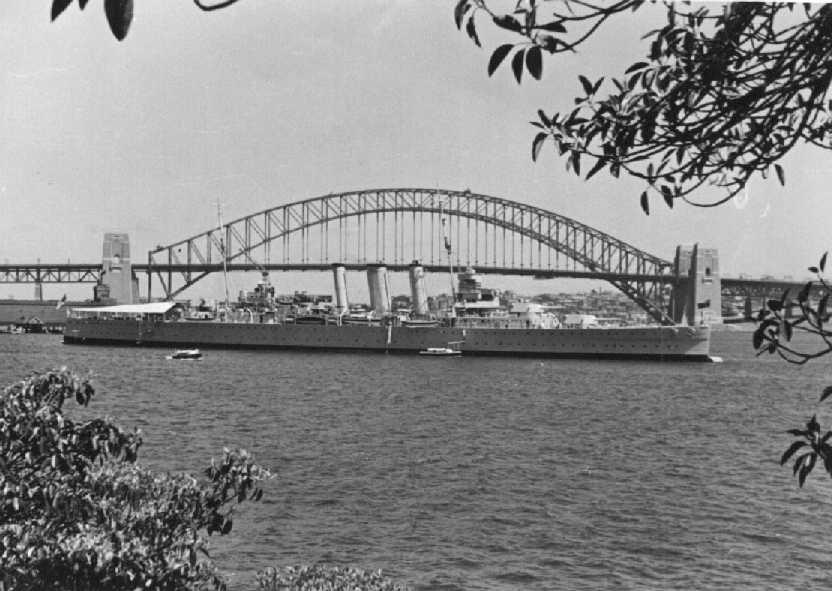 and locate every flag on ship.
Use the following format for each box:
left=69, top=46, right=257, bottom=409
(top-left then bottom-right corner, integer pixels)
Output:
left=56, top=294, right=67, bottom=310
